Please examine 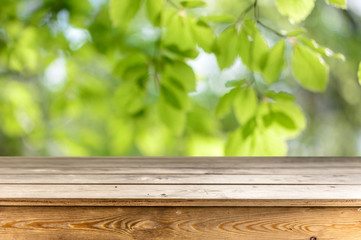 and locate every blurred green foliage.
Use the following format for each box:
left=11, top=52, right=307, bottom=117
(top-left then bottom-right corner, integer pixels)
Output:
left=0, top=0, right=360, bottom=156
